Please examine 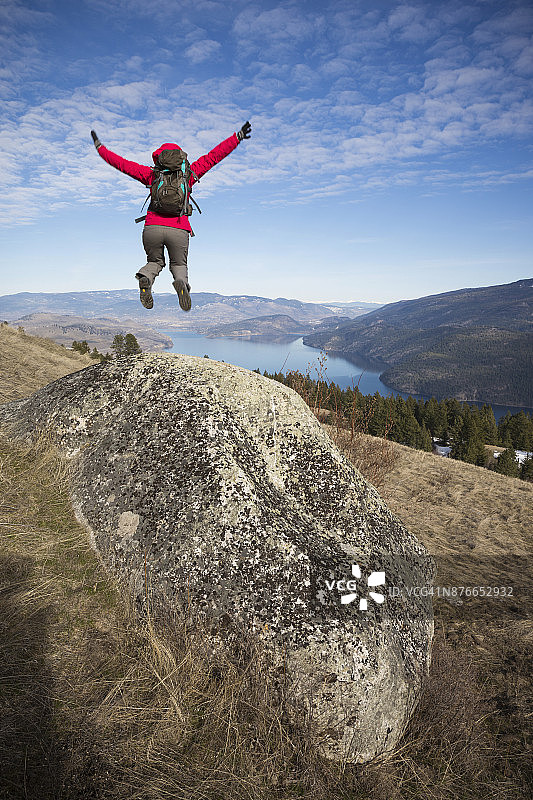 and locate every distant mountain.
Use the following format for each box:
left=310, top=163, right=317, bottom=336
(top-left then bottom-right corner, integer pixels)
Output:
left=206, top=314, right=313, bottom=339
left=0, top=290, right=382, bottom=332
left=12, top=313, right=172, bottom=353
left=312, top=316, right=355, bottom=330
left=316, top=301, right=383, bottom=315
left=250, top=298, right=381, bottom=315
left=338, top=279, right=532, bottom=331
left=304, top=279, right=533, bottom=407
